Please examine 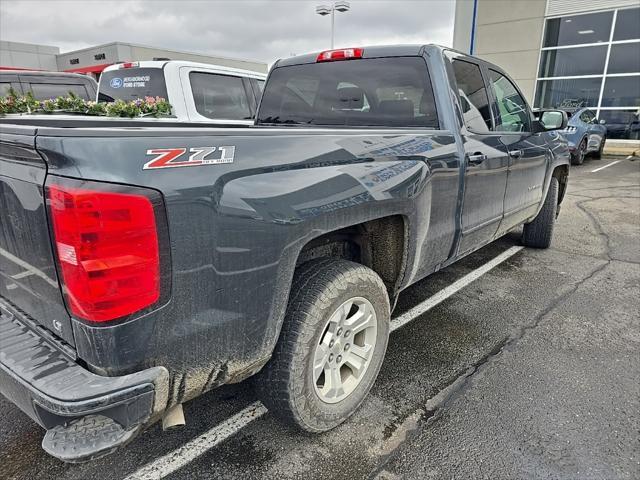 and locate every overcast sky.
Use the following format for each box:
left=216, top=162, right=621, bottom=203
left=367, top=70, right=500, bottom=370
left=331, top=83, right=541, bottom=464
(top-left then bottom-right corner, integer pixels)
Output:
left=0, top=0, right=455, bottom=64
